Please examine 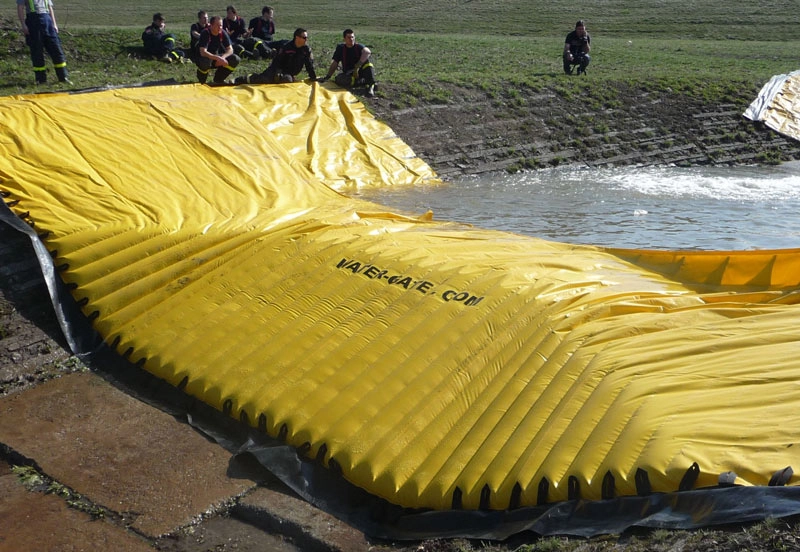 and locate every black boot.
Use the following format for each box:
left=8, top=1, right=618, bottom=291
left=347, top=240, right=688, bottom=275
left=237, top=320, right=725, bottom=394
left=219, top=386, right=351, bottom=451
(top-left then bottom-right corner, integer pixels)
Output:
left=214, top=67, right=233, bottom=83
left=55, top=66, right=71, bottom=84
